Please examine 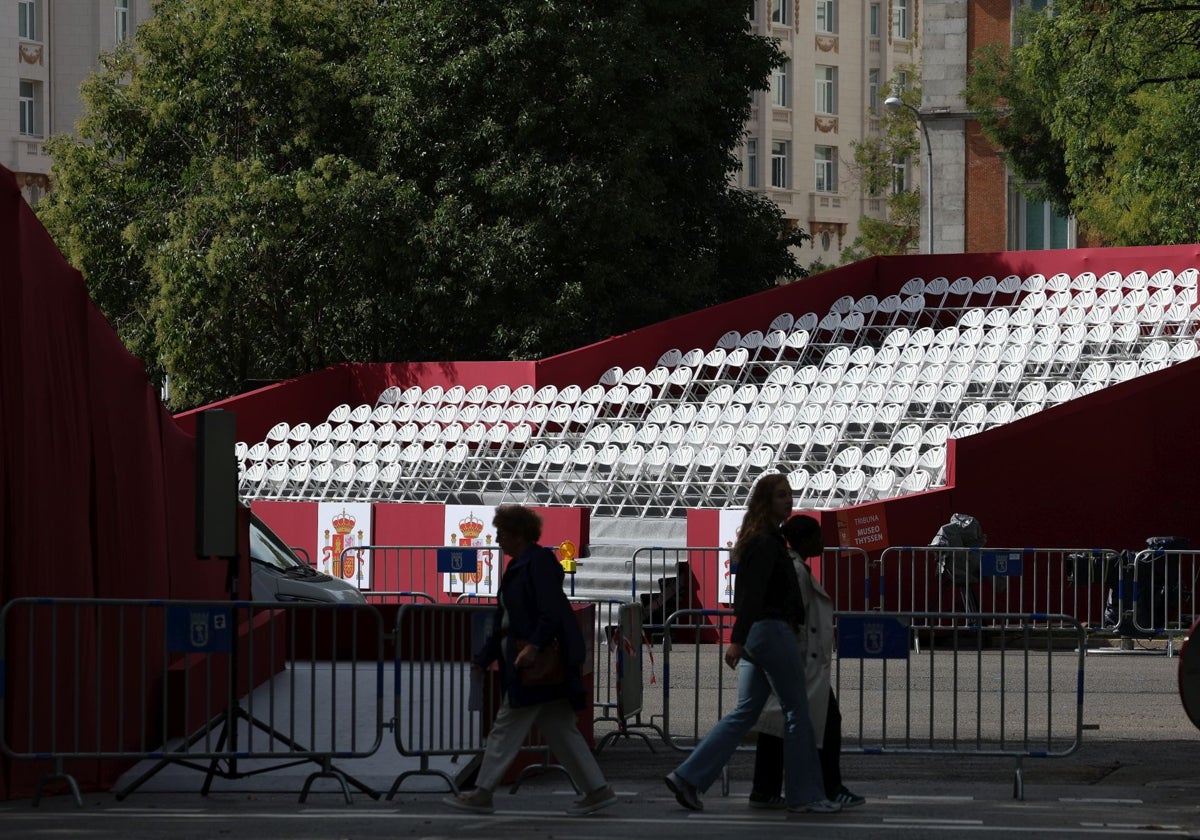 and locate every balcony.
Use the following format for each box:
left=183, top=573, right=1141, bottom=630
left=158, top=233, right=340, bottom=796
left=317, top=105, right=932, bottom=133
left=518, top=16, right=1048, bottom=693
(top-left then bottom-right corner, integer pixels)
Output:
left=809, top=192, right=851, bottom=225
left=11, top=136, right=50, bottom=176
